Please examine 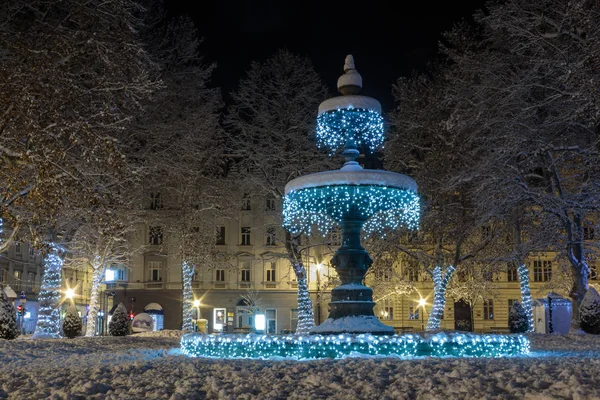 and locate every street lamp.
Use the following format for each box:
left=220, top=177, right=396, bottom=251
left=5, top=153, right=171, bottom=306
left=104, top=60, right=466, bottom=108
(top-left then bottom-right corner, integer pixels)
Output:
left=19, top=294, right=27, bottom=335
left=315, top=263, right=323, bottom=325
left=65, top=288, right=75, bottom=301
left=418, top=297, right=427, bottom=331
left=193, top=299, right=201, bottom=332
left=64, top=288, right=76, bottom=310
